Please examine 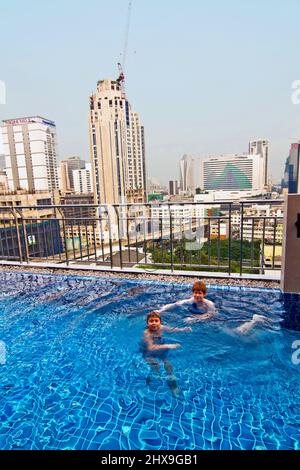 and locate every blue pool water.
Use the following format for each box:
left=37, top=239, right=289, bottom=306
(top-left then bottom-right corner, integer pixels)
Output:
left=0, top=271, right=299, bottom=450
